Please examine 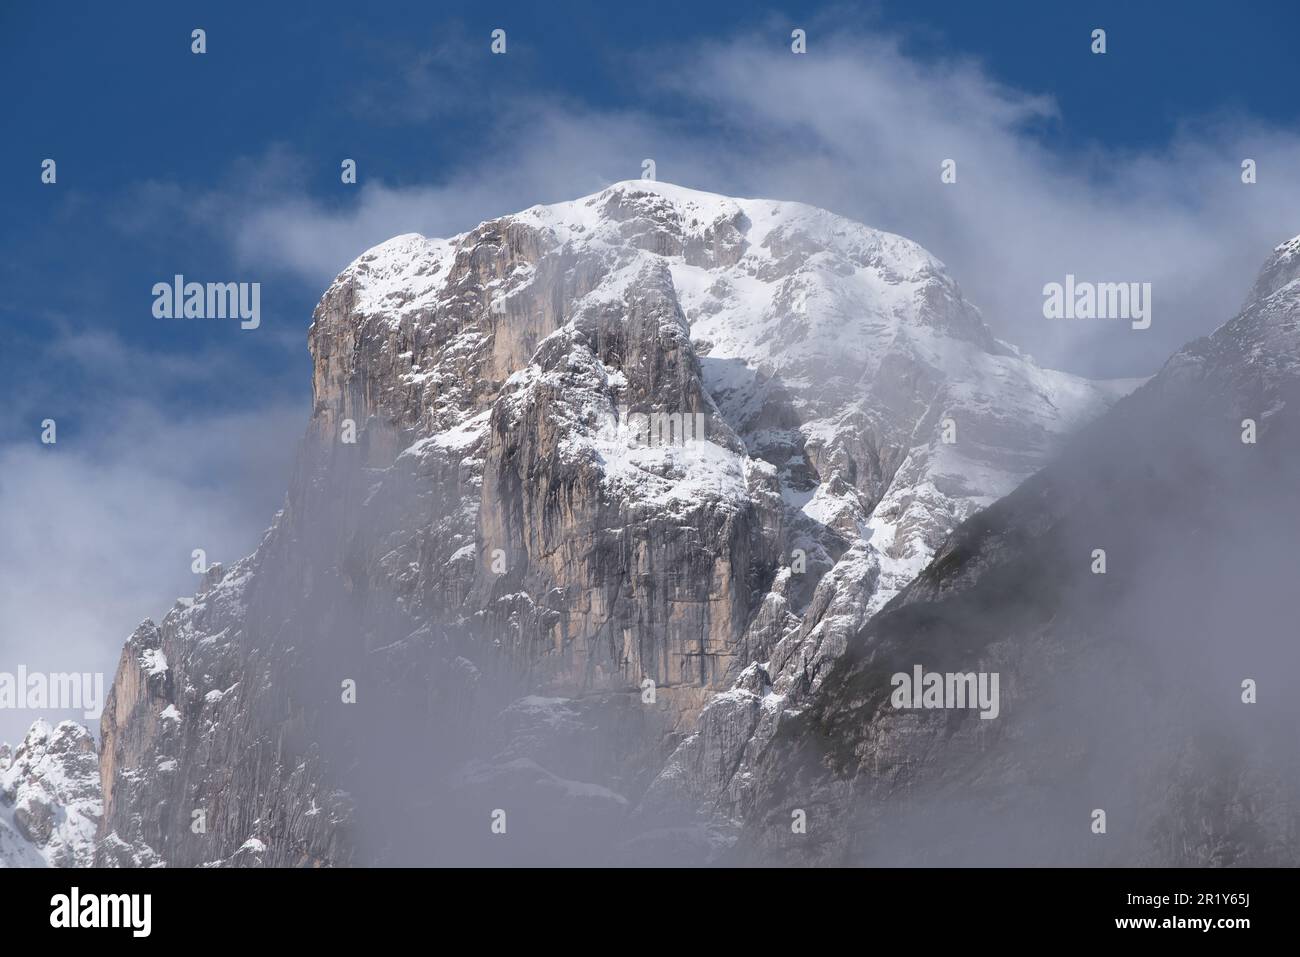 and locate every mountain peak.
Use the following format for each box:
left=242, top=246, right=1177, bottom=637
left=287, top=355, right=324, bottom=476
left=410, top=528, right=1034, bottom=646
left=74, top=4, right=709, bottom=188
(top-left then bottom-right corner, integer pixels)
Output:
left=1247, top=234, right=1300, bottom=305
left=519, top=179, right=946, bottom=279
left=0, top=719, right=100, bottom=868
